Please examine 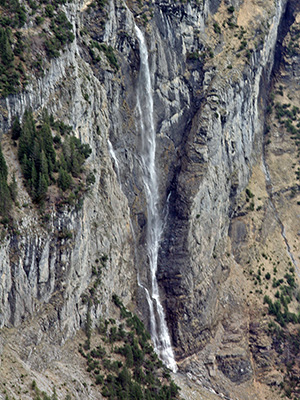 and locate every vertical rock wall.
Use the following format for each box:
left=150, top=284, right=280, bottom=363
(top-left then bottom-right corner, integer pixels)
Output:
left=0, top=0, right=293, bottom=396
left=0, top=0, right=137, bottom=344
